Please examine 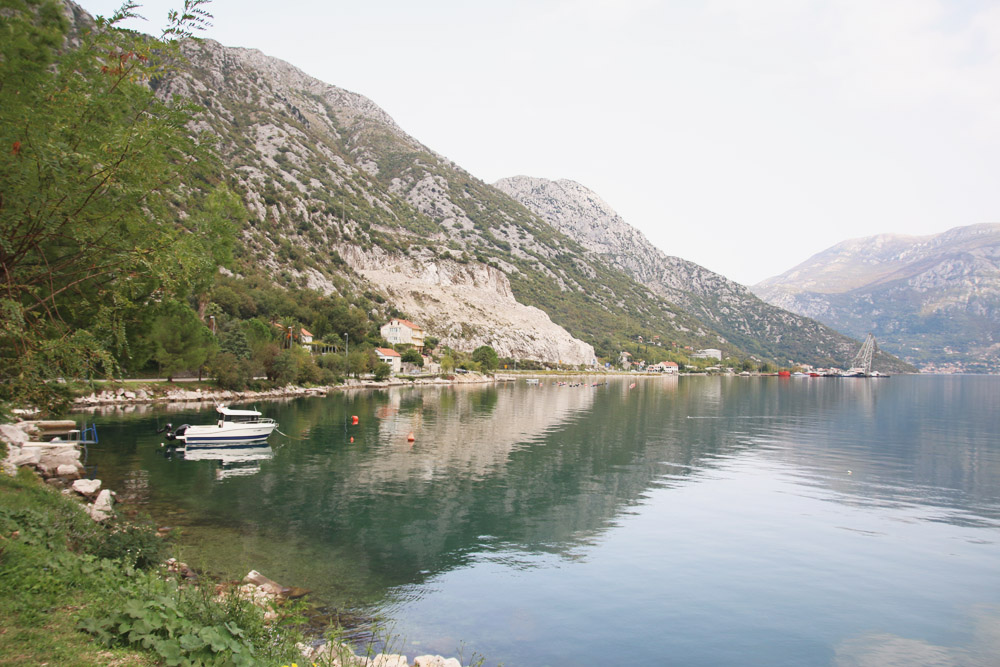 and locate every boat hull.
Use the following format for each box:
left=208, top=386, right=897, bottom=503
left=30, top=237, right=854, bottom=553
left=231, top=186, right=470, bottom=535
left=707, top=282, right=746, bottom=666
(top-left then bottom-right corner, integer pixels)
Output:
left=176, top=423, right=276, bottom=446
